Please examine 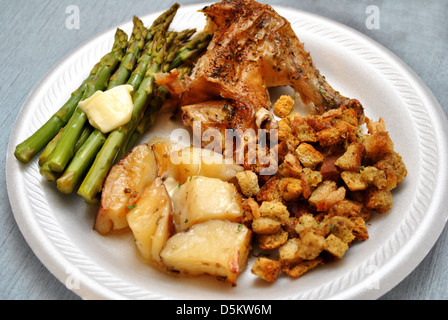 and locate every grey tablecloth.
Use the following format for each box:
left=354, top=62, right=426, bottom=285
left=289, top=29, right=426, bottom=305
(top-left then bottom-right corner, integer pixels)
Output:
left=1, top=0, right=447, bottom=300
